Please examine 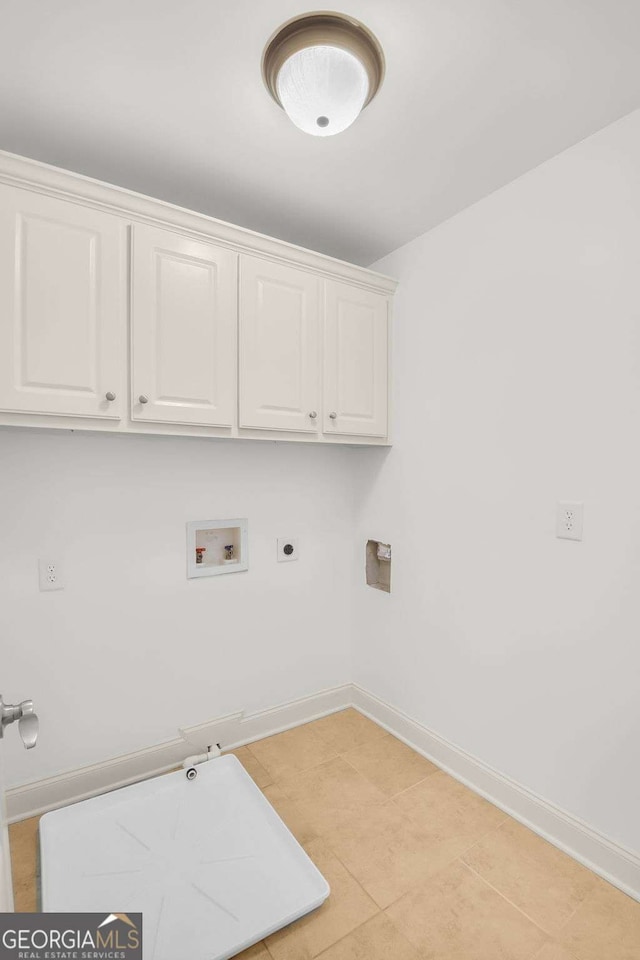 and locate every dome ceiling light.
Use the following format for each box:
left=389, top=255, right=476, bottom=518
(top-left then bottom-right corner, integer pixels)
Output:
left=262, top=12, right=385, bottom=137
